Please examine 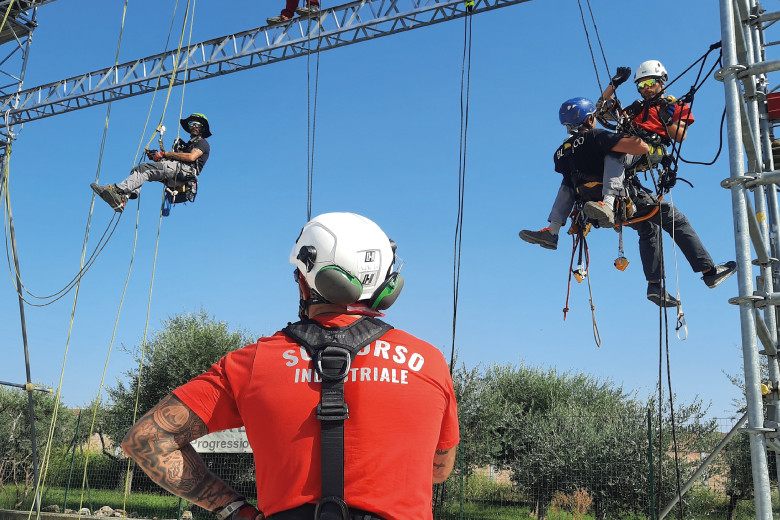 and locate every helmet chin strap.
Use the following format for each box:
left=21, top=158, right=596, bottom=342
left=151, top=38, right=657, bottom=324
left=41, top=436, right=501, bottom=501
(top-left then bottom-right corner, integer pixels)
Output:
left=297, top=286, right=329, bottom=320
